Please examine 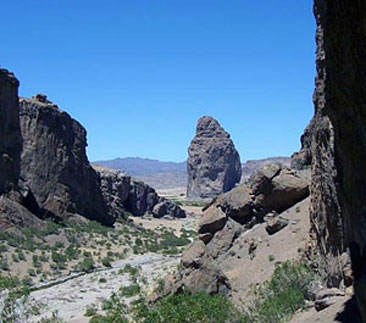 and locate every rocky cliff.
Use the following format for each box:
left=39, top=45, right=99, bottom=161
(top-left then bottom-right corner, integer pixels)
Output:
left=0, top=71, right=44, bottom=230
left=187, top=116, right=242, bottom=200
left=312, top=0, right=366, bottom=319
left=0, top=69, right=22, bottom=194
left=95, top=165, right=186, bottom=218
left=19, top=94, right=113, bottom=225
